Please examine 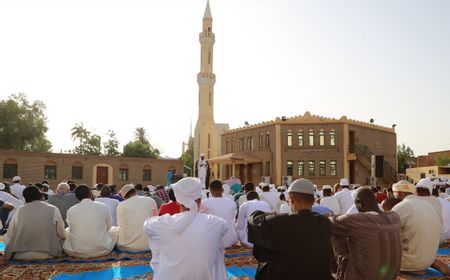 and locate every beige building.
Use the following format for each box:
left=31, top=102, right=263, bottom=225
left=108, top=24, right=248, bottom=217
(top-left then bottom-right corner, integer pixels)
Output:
left=406, top=150, right=450, bottom=182
left=0, top=150, right=183, bottom=188
left=193, top=0, right=228, bottom=166
left=211, top=112, right=398, bottom=187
